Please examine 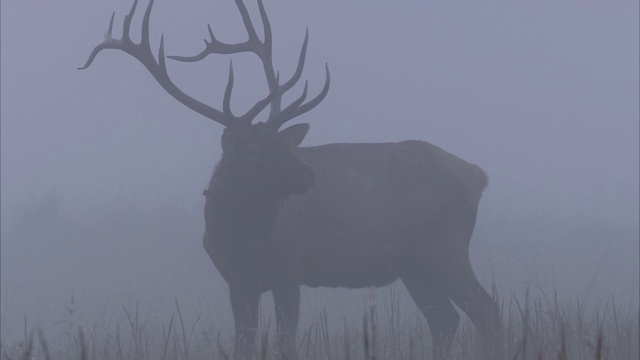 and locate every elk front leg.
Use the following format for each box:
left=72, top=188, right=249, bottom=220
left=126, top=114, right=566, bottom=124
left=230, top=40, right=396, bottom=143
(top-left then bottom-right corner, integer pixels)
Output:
left=230, top=283, right=260, bottom=360
left=273, top=285, right=300, bottom=360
